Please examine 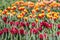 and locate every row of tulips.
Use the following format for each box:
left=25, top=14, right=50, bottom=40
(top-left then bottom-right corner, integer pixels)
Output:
left=0, top=22, right=60, bottom=40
